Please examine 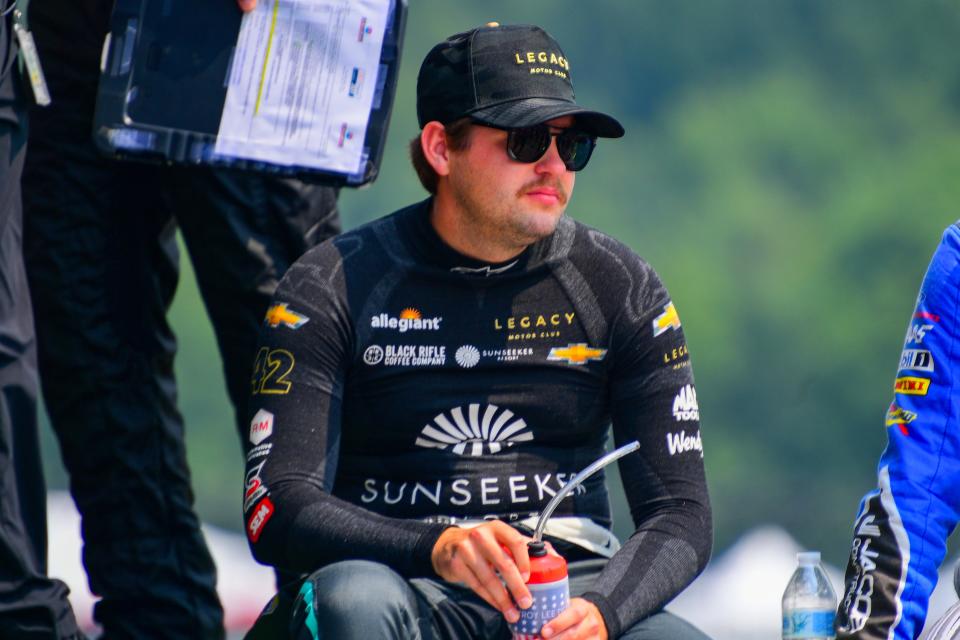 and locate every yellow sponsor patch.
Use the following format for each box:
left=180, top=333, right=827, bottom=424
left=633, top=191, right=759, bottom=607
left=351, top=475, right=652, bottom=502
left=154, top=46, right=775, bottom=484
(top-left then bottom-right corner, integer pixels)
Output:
left=547, top=343, right=607, bottom=365
left=652, top=302, right=681, bottom=337
left=265, top=303, right=309, bottom=329
left=893, top=377, right=931, bottom=396
left=885, top=404, right=918, bottom=426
